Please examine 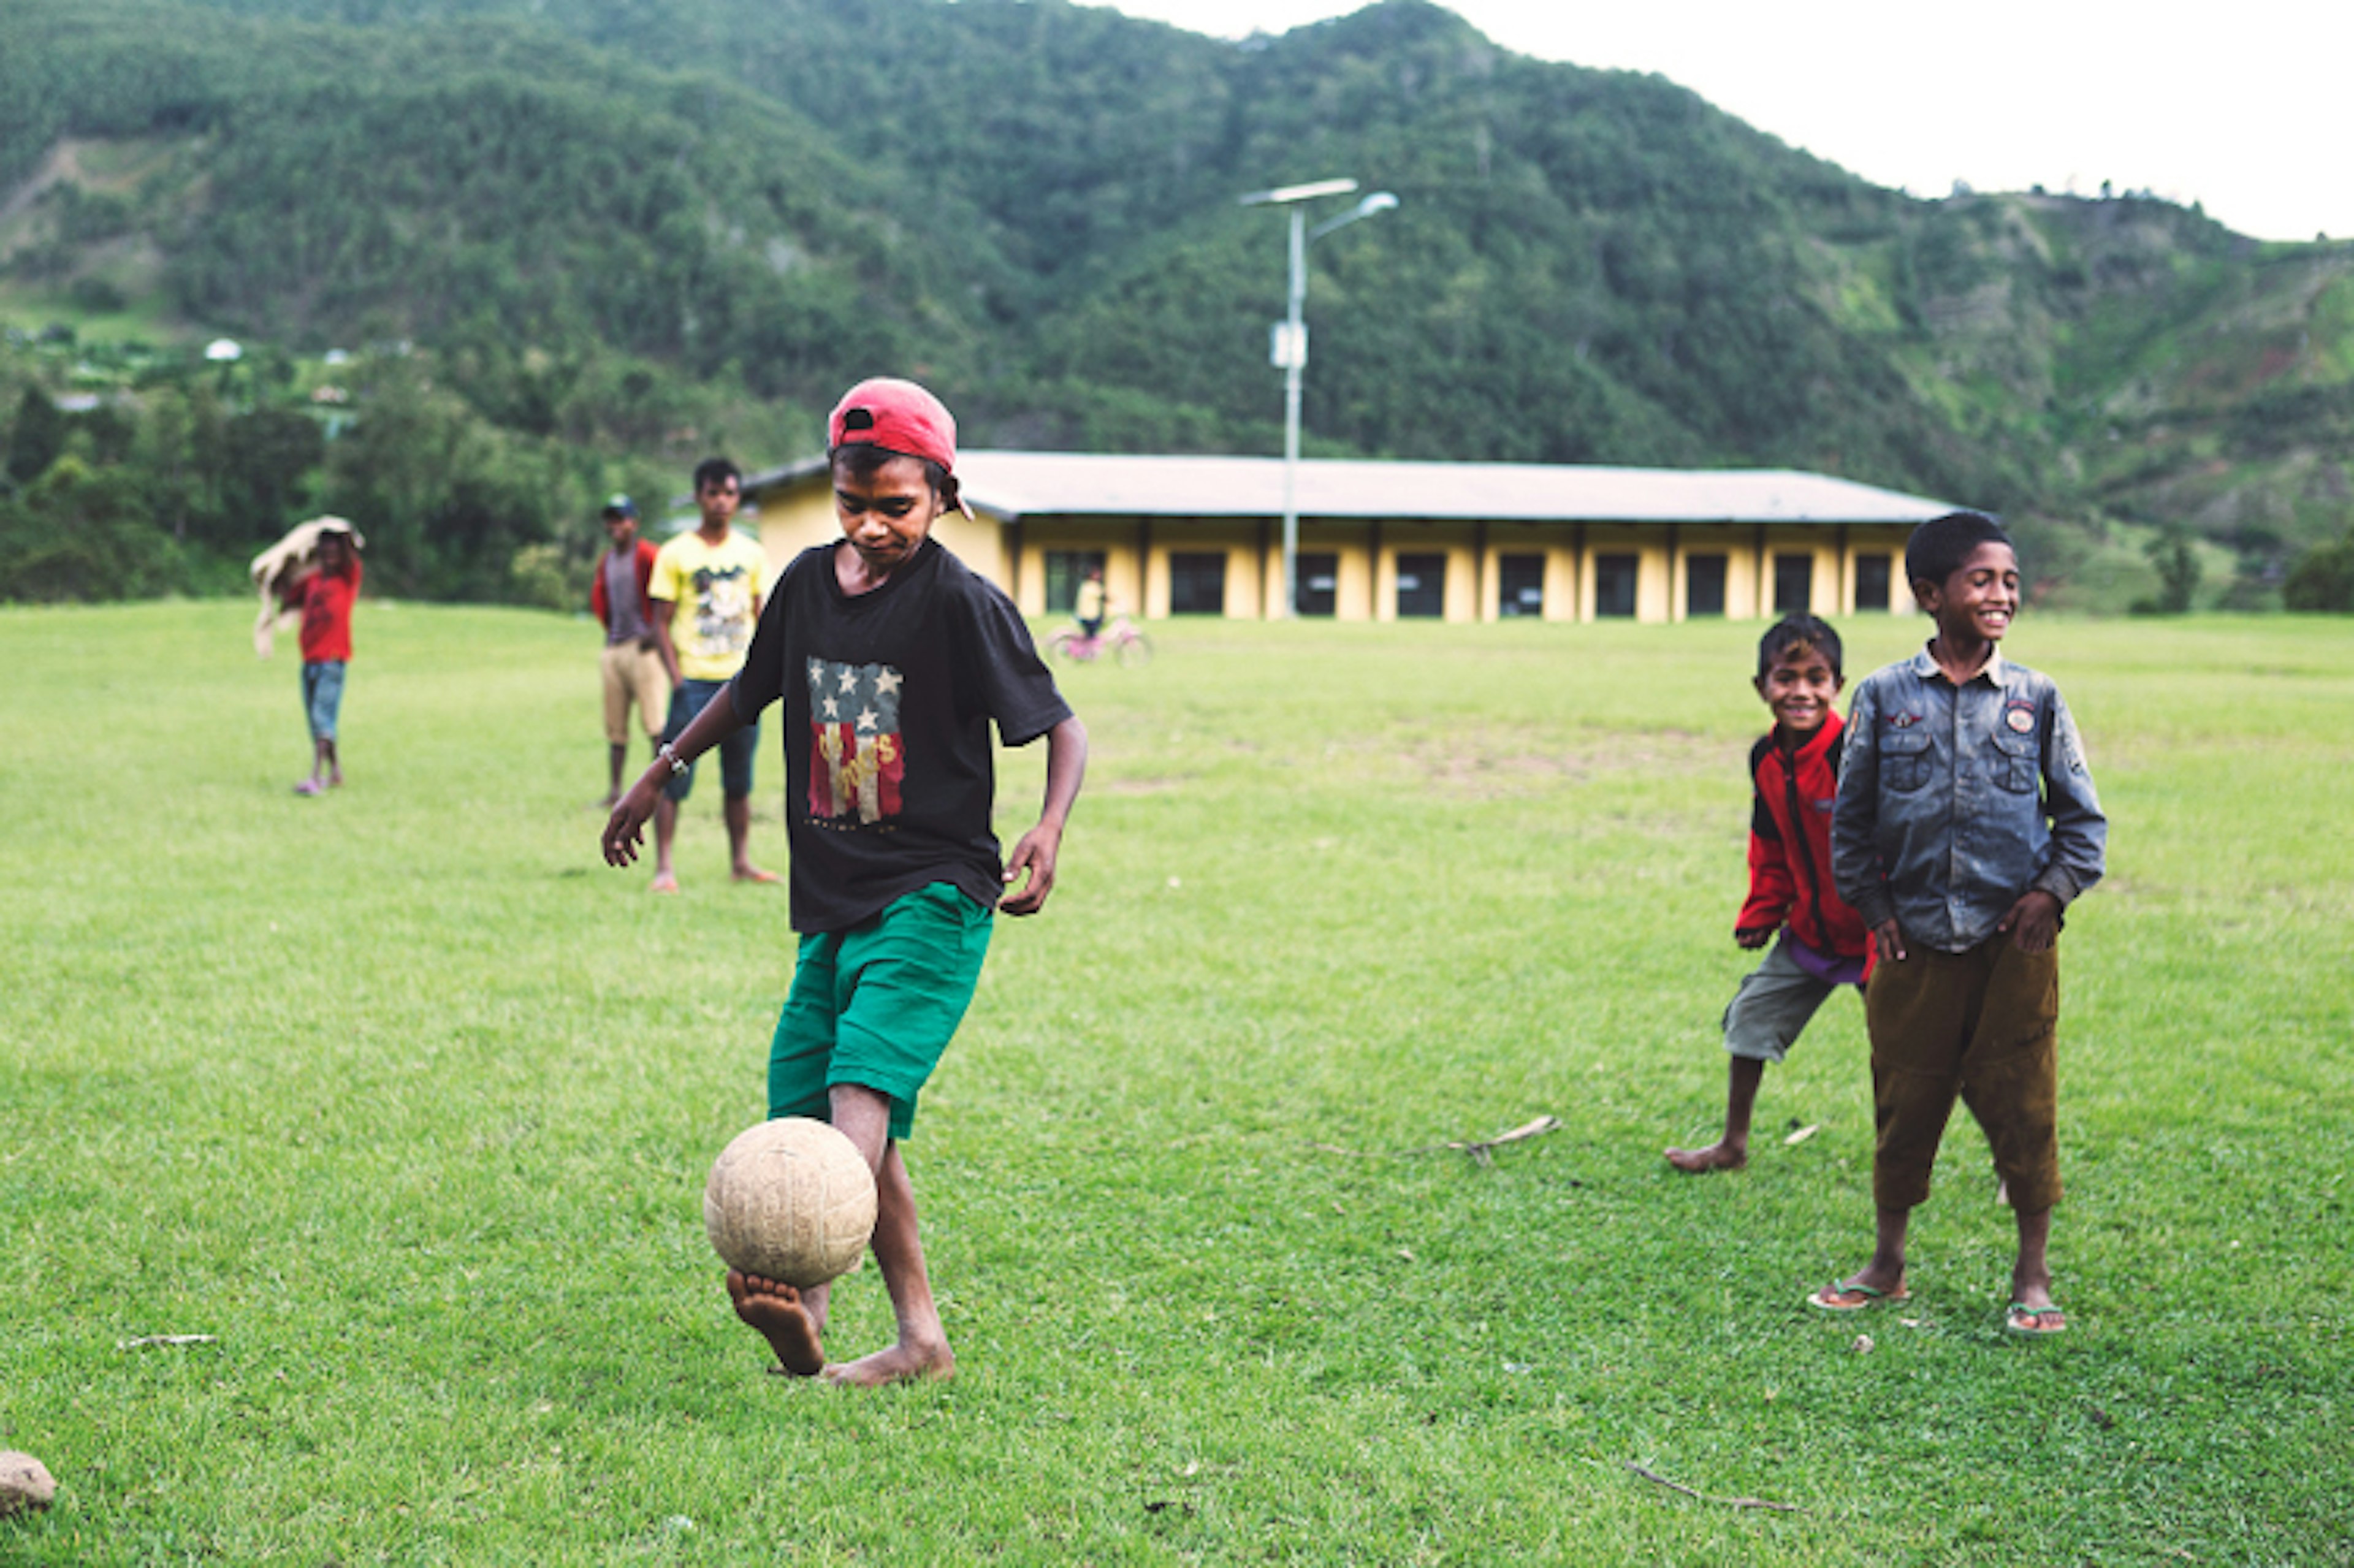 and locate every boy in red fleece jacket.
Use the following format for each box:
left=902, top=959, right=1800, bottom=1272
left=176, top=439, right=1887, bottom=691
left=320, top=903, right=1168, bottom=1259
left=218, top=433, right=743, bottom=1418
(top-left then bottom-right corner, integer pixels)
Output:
left=1667, top=615, right=1872, bottom=1173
